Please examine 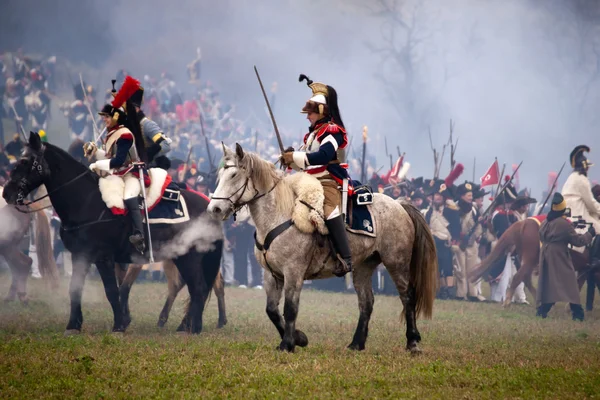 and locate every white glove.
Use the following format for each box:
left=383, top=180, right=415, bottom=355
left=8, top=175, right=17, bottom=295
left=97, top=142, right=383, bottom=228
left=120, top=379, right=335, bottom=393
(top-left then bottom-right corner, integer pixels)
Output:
left=89, top=159, right=112, bottom=173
